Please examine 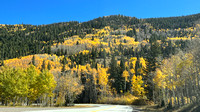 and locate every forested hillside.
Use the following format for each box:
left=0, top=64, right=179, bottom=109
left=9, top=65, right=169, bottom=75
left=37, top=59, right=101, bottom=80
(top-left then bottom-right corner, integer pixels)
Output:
left=0, top=13, right=200, bottom=109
